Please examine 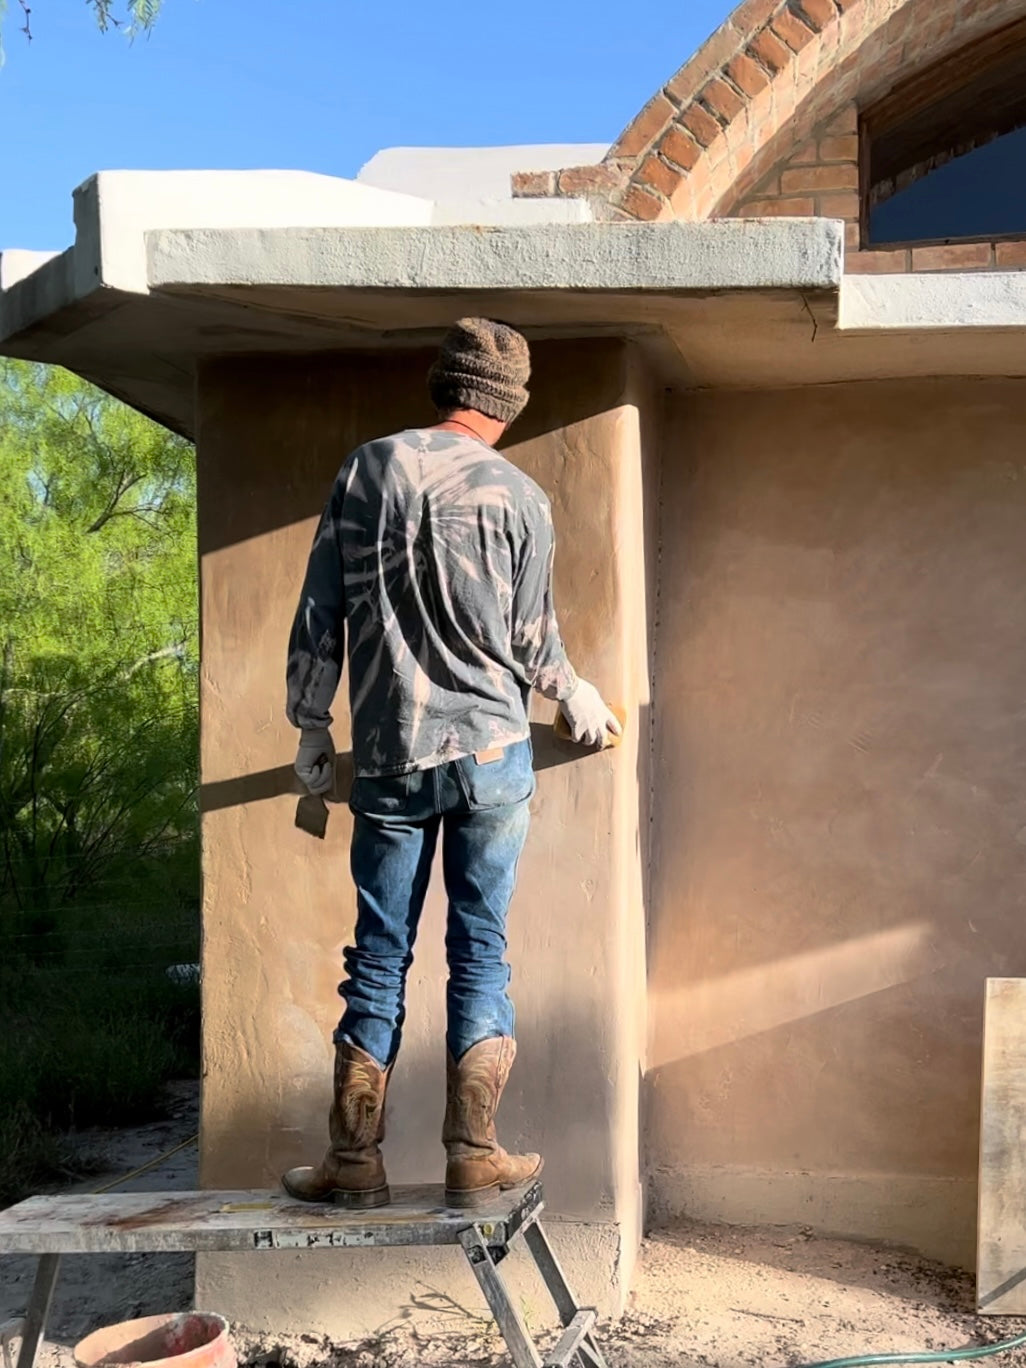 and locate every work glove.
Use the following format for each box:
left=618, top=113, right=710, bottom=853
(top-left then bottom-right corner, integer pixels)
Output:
left=559, top=680, right=623, bottom=749
left=295, top=728, right=336, bottom=796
